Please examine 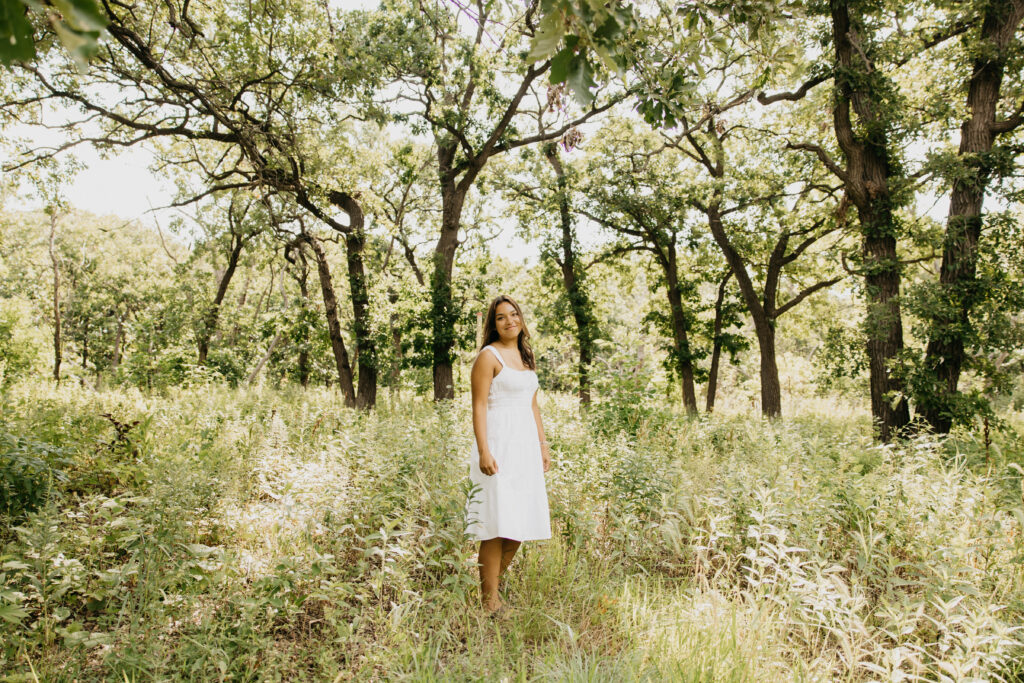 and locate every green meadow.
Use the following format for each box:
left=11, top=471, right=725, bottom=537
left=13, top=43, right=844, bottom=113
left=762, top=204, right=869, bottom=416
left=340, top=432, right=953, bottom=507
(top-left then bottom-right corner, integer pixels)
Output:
left=2, top=380, right=1021, bottom=681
